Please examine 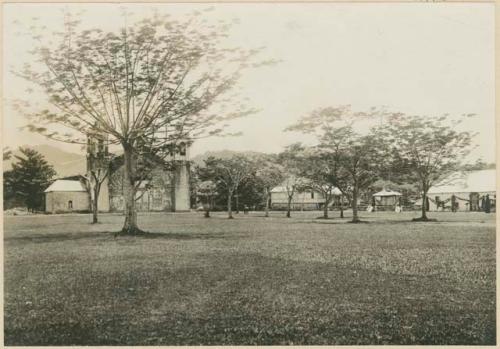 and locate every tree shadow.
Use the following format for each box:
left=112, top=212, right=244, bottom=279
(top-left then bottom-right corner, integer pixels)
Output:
left=140, top=231, right=246, bottom=240
left=4, top=231, right=111, bottom=244
left=5, top=230, right=247, bottom=244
